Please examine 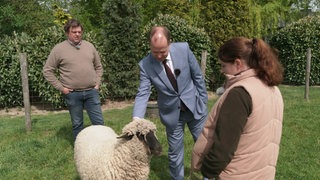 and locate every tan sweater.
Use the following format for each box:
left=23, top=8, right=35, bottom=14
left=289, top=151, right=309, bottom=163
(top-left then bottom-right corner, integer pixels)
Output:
left=192, top=69, right=283, bottom=180
left=43, top=40, right=103, bottom=92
